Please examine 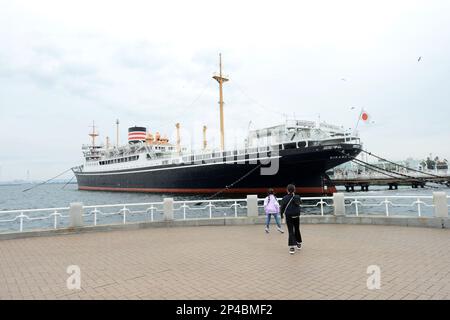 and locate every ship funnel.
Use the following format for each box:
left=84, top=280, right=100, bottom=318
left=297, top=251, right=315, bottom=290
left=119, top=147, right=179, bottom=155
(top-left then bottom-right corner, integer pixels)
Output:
left=128, top=126, right=147, bottom=144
